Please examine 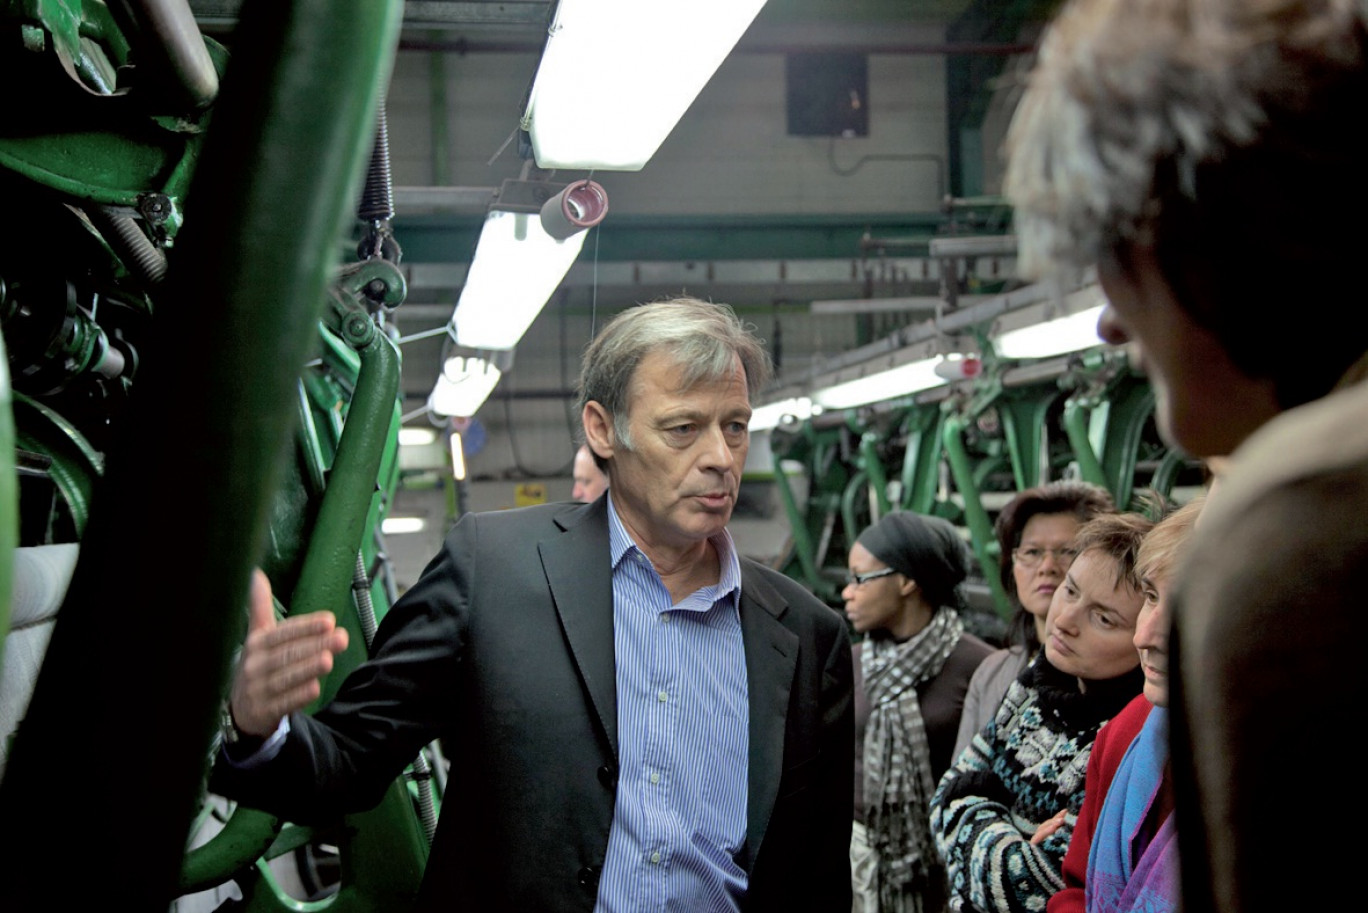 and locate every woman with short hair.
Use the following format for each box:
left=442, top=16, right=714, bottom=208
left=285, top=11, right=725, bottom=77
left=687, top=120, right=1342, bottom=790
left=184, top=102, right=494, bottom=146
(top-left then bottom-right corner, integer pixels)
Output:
left=931, top=513, right=1150, bottom=913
